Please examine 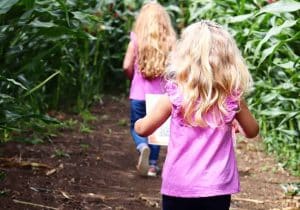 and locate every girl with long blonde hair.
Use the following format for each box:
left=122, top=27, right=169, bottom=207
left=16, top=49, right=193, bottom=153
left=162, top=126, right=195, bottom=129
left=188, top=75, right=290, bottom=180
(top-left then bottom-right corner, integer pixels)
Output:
left=135, top=20, right=259, bottom=209
left=123, top=1, right=176, bottom=177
